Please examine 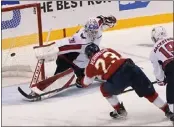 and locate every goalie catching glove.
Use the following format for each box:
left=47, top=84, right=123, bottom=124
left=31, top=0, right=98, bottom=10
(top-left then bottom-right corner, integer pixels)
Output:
left=97, top=15, right=117, bottom=28
left=33, top=42, right=59, bottom=62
